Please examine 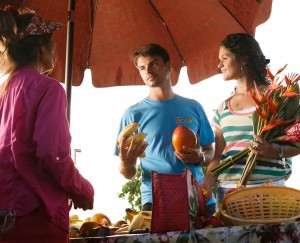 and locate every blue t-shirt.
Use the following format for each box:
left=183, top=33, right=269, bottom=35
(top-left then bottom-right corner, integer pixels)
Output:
left=114, top=94, right=215, bottom=205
